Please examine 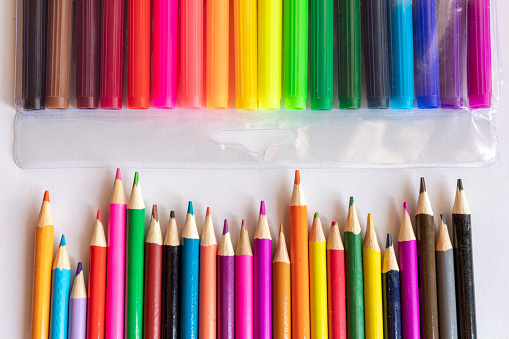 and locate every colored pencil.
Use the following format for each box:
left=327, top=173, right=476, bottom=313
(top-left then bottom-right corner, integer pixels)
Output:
left=128, top=0, right=151, bottom=108
left=289, top=170, right=310, bottom=338
left=31, top=191, right=54, bottom=339
left=235, top=220, right=254, bottom=339
left=87, top=210, right=107, bottom=339
left=413, top=0, right=440, bottom=108
left=452, top=221, right=463, bottom=336
left=234, top=0, right=258, bottom=109
left=436, top=215, right=458, bottom=339
left=363, top=213, right=383, bottom=339
left=273, top=224, right=291, bottom=339
left=338, top=0, right=361, bottom=109
left=206, top=0, right=229, bottom=109
left=258, top=0, right=282, bottom=108
left=46, top=0, right=72, bottom=109
left=344, top=197, right=365, bottom=339
left=22, top=0, right=47, bottom=110
left=452, top=179, right=477, bottom=338
left=49, top=235, right=71, bottom=339
left=181, top=201, right=200, bottom=338
left=181, top=0, right=204, bottom=108
left=153, top=0, right=177, bottom=109
left=254, top=201, right=272, bottom=338
left=389, top=0, right=414, bottom=109
left=126, top=172, right=145, bottom=339
left=105, top=169, right=127, bottom=339
left=398, top=202, right=420, bottom=339
left=162, top=211, right=181, bottom=339
left=69, top=263, right=87, bottom=339
left=467, top=0, right=492, bottom=108
left=309, top=213, right=328, bottom=339
left=76, top=0, right=100, bottom=109
left=218, top=220, right=235, bottom=339
left=382, top=234, right=402, bottom=339
left=199, top=207, right=217, bottom=339
left=100, top=0, right=124, bottom=109
left=327, top=221, right=346, bottom=339
left=310, top=0, right=333, bottom=109
left=144, top=206, right=163, bottom=339
left=283, top=0, right=308, bottom=109
left=415, top=177, right=439, bottom=338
